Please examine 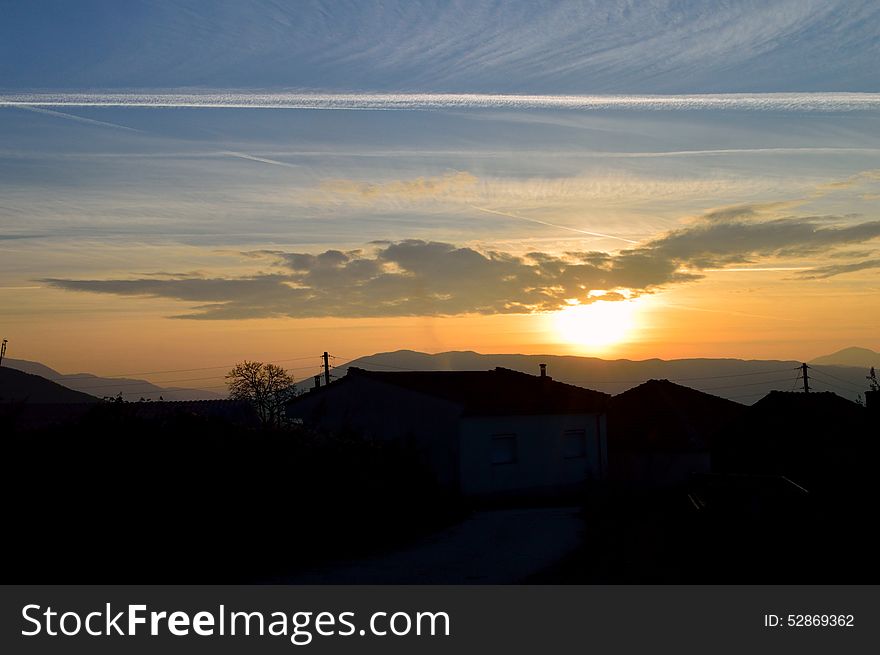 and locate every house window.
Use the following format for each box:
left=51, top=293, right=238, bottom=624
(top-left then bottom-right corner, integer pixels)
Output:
left=563, top=429, right=587, bottom=459
left=491, top=434, right=517, bottom=465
